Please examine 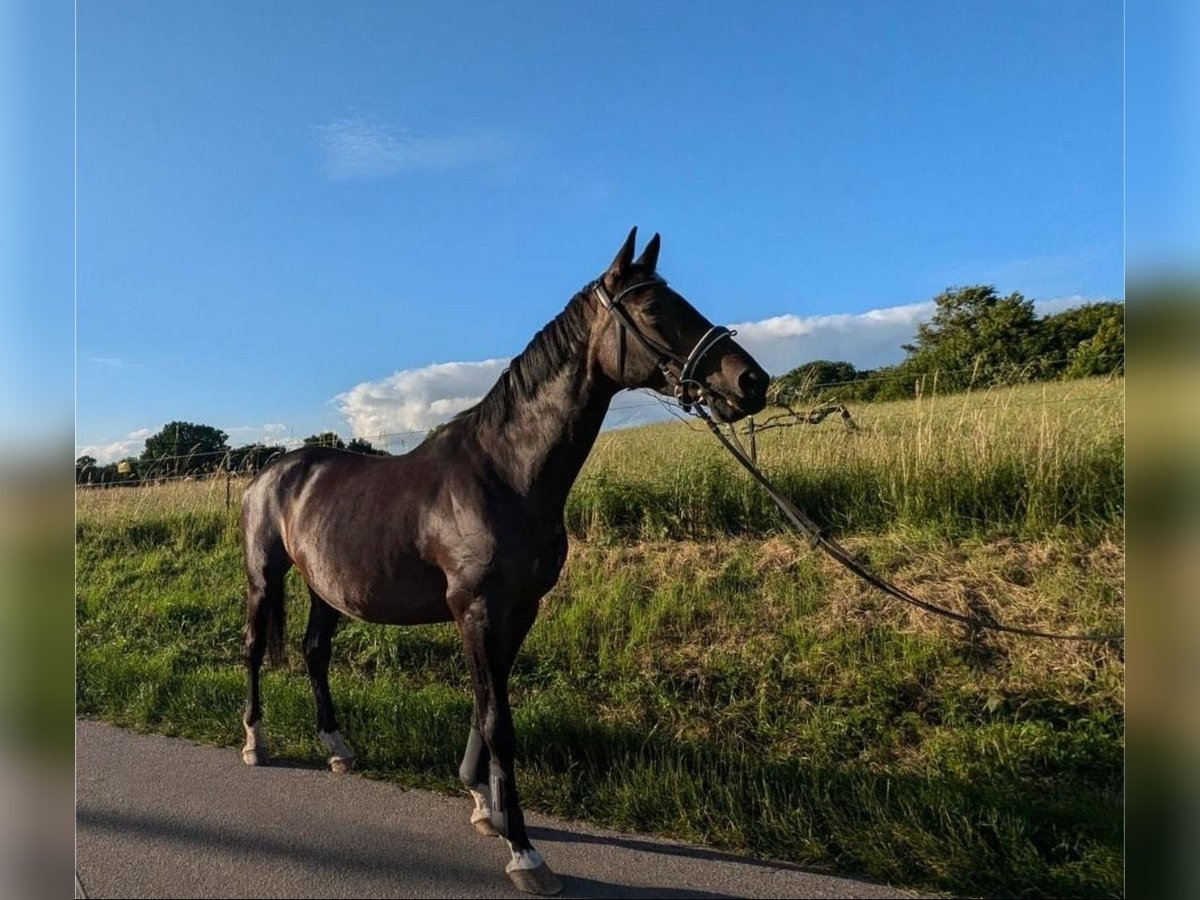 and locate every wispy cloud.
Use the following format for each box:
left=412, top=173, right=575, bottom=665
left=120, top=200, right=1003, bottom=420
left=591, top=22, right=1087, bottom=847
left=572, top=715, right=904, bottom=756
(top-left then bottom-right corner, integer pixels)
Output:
left=84, top=355, right=140, bottom=369
left=335, top=296, right=1108, bottom=438
left=314, top=117, right=507, bottom=180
